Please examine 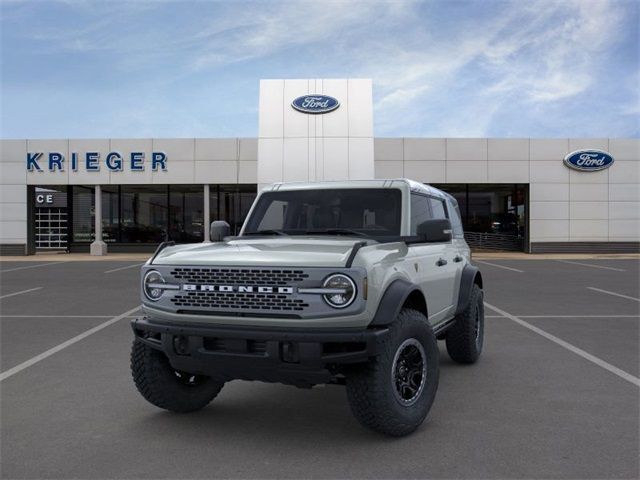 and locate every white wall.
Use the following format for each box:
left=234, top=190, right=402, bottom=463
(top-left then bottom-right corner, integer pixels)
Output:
left=374, top=137, right=640, bottom=245
left=1, top=135, right=638, bottom=251
left=258, top=79, right=374, bottom=187
left=0, top=138, right=257, bottom=251
left=14, top=138, right=257, bottom=186
left=0, top=140, right=28, bottom=250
